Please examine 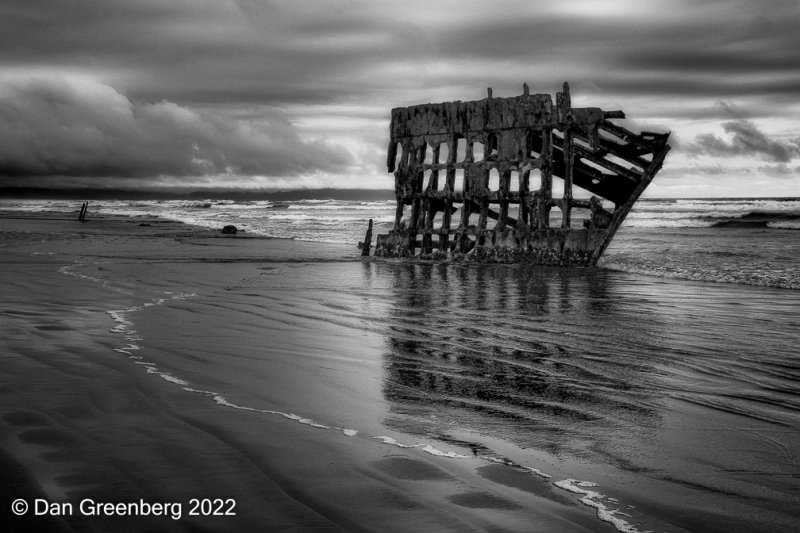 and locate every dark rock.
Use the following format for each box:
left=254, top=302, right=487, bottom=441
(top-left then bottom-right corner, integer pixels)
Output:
left=221, top=225, right=238, bottom=234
